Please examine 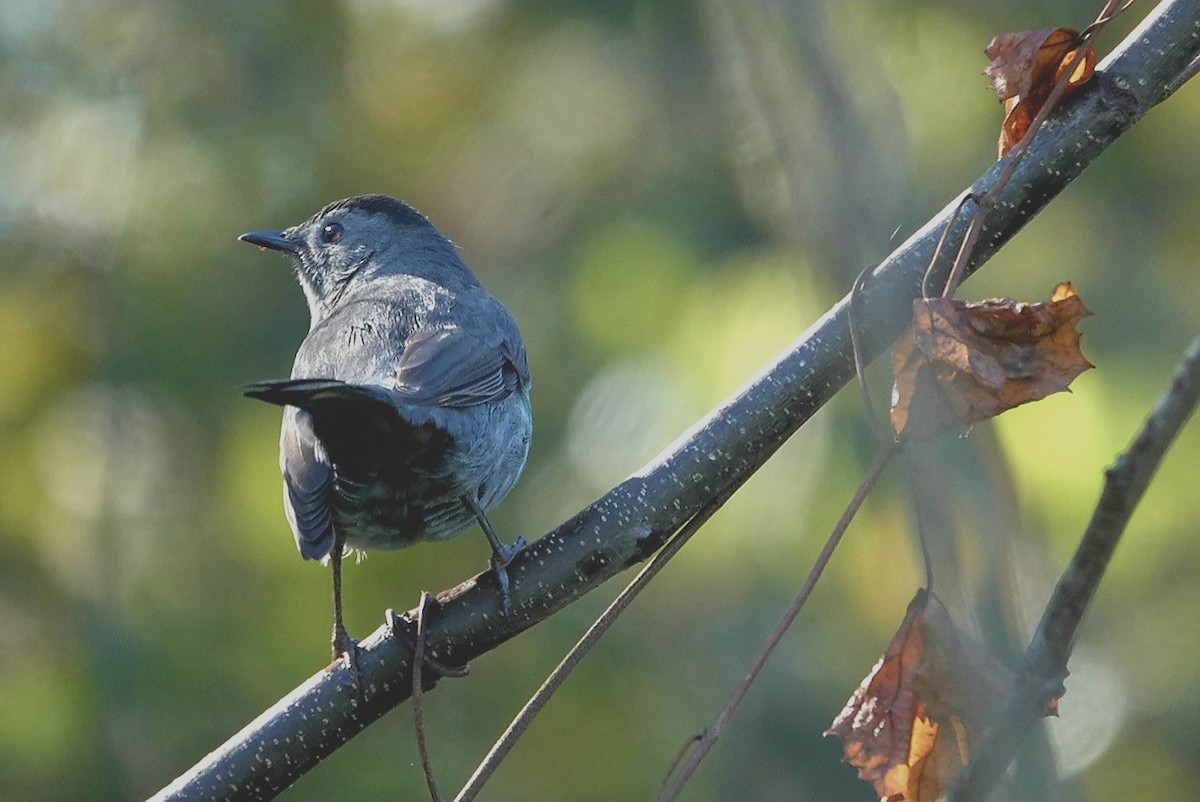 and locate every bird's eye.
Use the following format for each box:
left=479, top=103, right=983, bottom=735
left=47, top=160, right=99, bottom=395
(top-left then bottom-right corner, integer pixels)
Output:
left=322, top=223, right=344, bottom=244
